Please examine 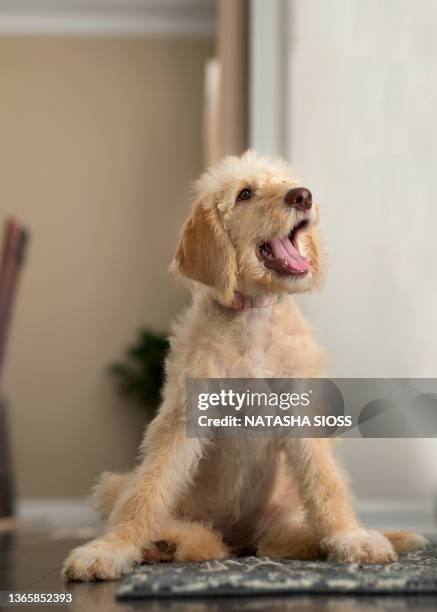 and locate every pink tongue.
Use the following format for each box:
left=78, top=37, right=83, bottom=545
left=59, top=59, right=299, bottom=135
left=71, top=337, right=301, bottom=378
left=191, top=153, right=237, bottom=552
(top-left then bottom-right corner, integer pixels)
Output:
left=267, top=236, right=309, bottom=274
